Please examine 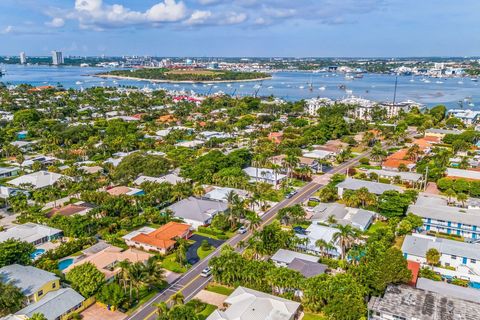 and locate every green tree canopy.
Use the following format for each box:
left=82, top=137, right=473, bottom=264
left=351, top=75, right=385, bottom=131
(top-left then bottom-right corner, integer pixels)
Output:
left=66, top=262, right=105, bottom=297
